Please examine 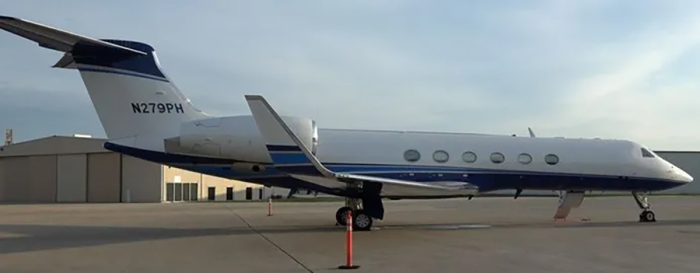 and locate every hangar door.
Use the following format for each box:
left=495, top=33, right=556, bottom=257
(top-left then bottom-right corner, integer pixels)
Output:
left=87, top=153, right=121, bottom=202
left=0, top=156, right=57, bottom=202
left=56, top=154, right=87, bottom=202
